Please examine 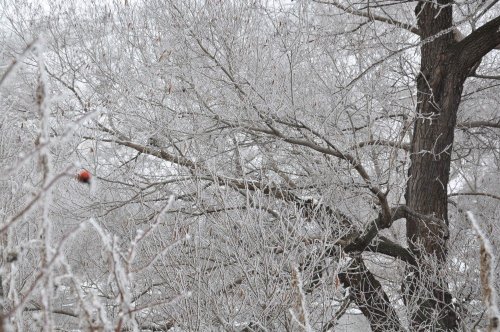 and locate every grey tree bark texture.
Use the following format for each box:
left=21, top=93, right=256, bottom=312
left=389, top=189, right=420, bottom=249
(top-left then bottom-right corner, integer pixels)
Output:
left=403, top=2, right=500, bottom=331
